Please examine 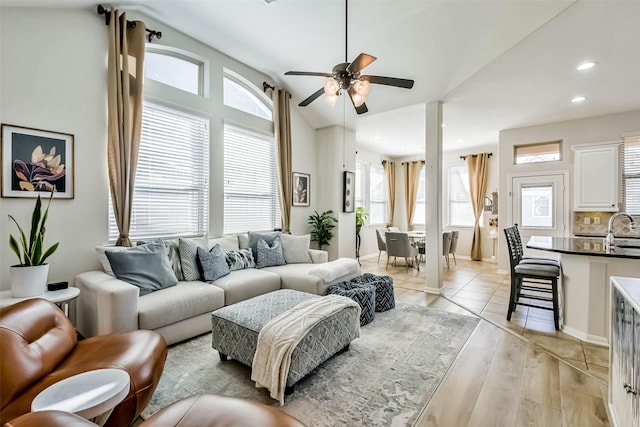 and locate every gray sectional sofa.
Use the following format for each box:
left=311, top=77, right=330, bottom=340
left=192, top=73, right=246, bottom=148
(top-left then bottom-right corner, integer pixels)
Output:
left=75, top=233, right=361, bottom=345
